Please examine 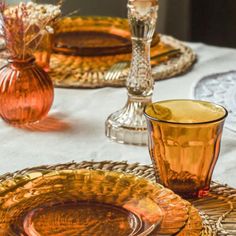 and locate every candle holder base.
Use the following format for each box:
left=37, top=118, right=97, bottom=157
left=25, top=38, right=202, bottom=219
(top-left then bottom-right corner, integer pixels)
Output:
left=105, top=96, right=151, bottom=146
